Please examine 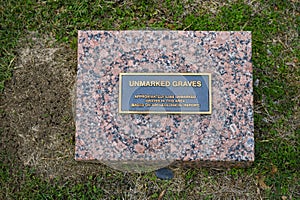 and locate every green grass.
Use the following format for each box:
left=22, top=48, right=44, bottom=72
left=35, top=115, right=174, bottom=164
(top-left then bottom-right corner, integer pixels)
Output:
left=1, top=0, right=299, bottom=199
